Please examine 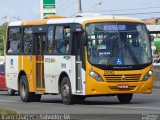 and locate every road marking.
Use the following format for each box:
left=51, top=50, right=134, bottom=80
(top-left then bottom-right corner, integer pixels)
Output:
left=95, top=105, right=160, bottom=110
left=0, top=100, right=19, bottom=103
